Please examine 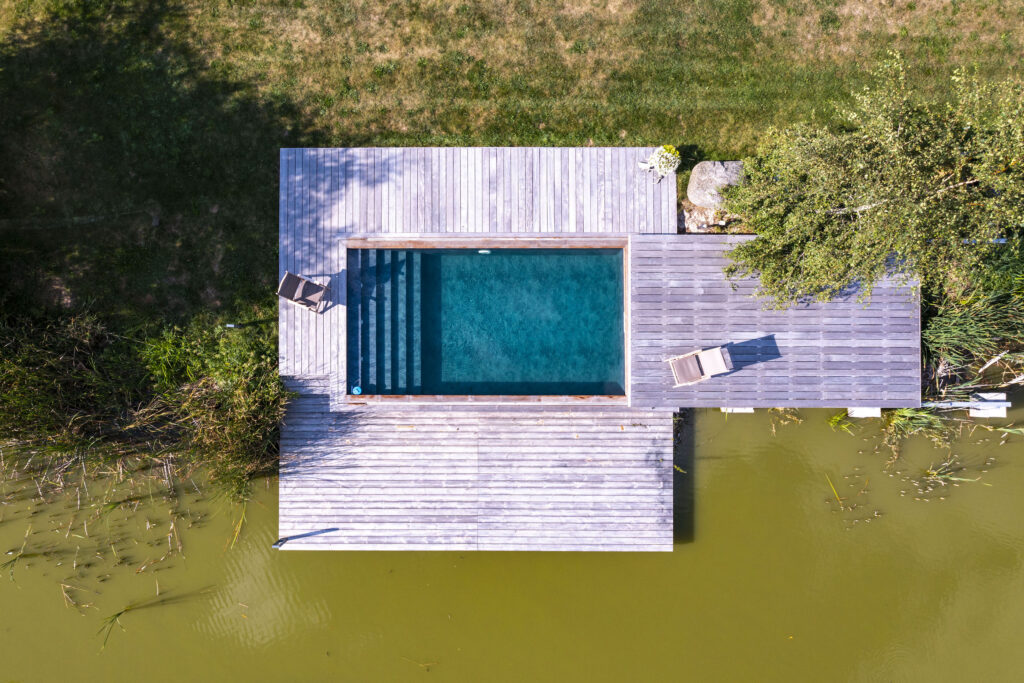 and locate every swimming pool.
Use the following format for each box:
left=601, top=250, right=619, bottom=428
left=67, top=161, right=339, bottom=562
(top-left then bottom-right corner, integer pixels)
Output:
left=346, top=247, right=625, bottom=396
